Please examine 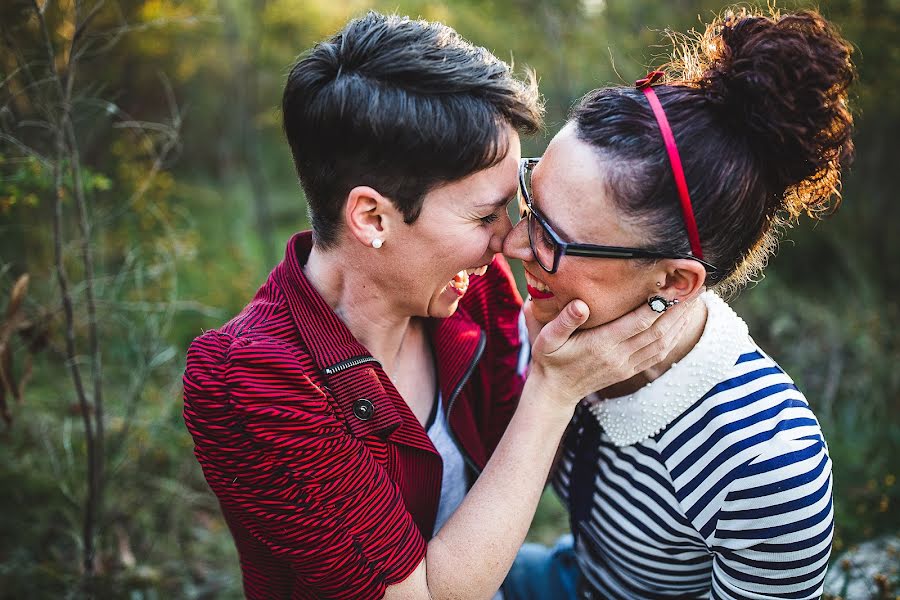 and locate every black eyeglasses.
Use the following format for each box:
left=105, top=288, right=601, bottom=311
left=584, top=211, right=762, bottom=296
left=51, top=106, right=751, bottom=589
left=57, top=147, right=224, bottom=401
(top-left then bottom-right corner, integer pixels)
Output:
left=517, top=157, right=718, bottom=274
